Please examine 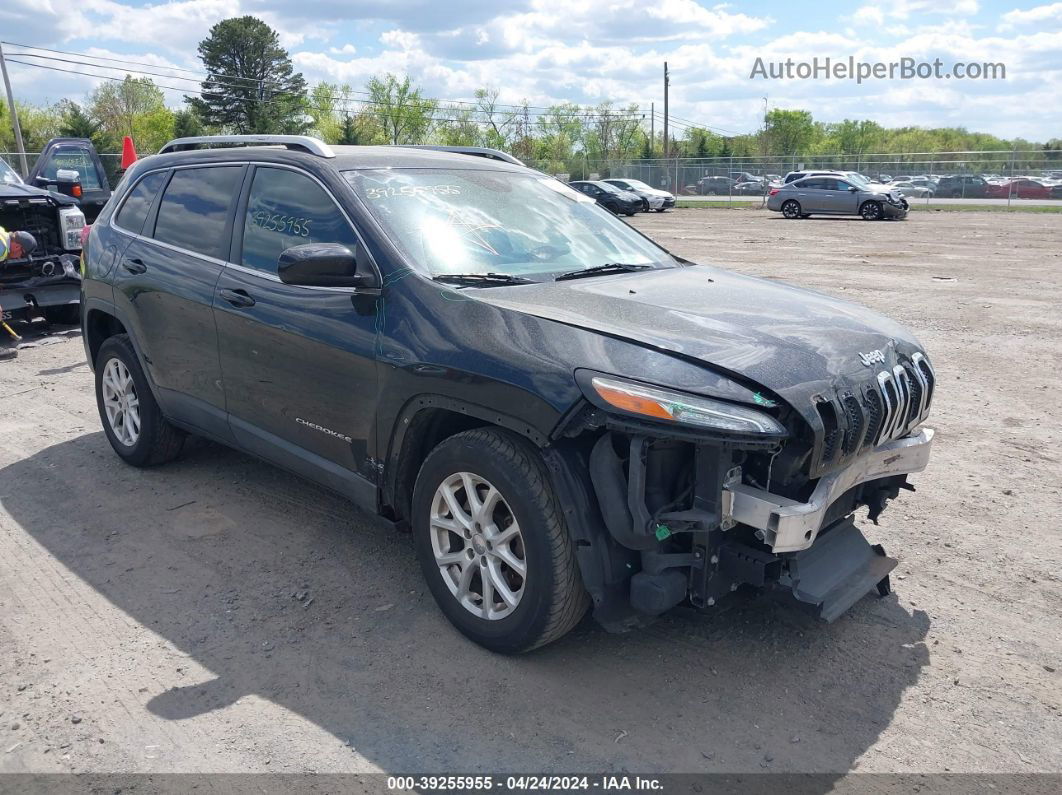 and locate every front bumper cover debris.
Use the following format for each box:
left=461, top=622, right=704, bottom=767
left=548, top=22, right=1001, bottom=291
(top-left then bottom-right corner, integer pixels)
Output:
left=725, top=427, right=934, bottom=553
